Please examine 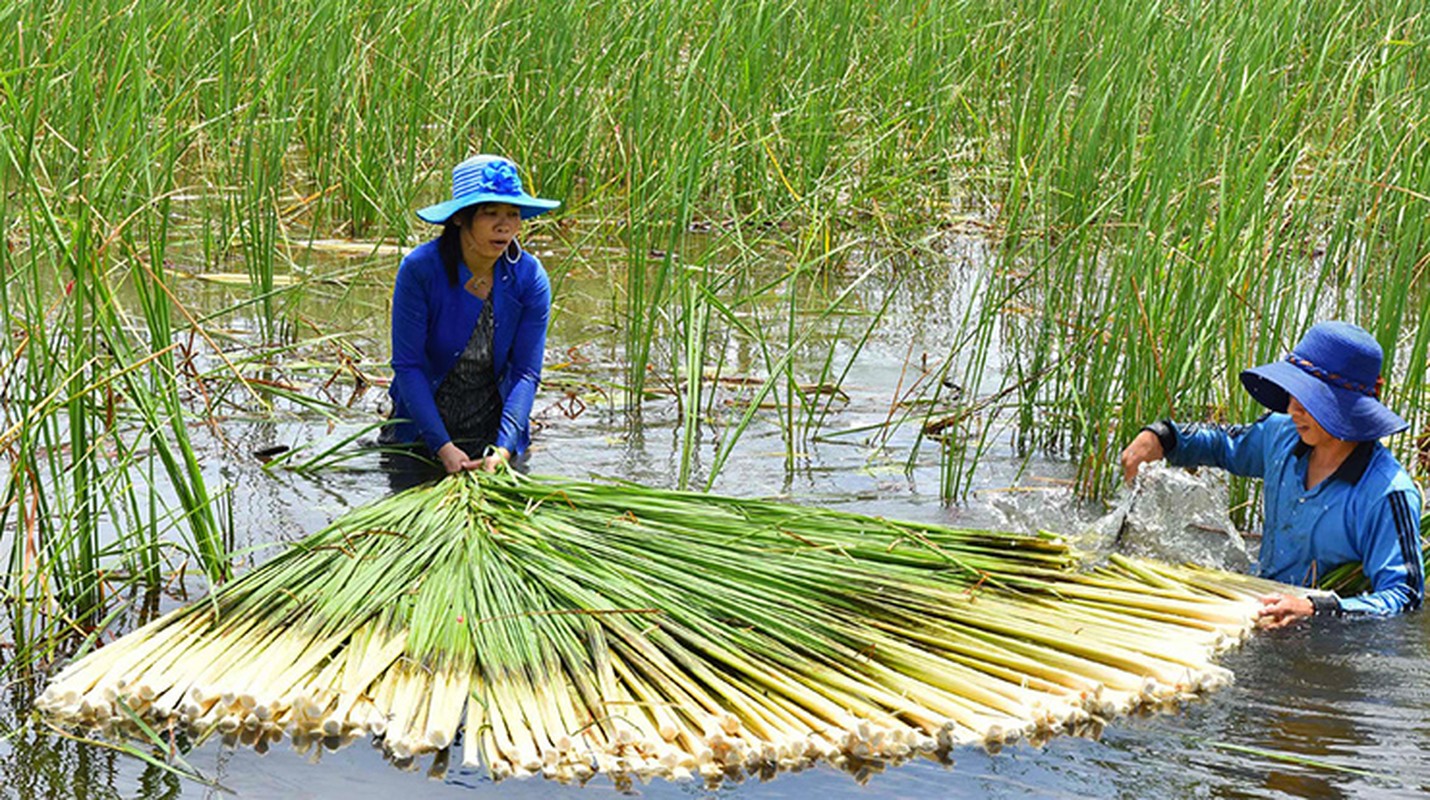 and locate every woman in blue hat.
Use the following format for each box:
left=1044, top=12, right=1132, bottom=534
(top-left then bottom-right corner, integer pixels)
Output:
left=380, top=155, right=560, bottom=477
left=1120, top=321, right=1423, bottom=628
